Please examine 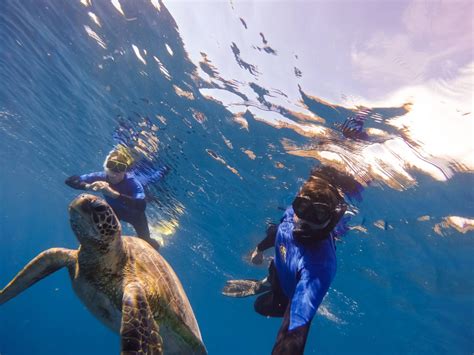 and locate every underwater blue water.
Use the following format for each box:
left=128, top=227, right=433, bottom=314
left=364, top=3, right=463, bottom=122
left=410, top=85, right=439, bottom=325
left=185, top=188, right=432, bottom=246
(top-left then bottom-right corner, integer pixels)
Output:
left=1, top=1, right=473, bottom=354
